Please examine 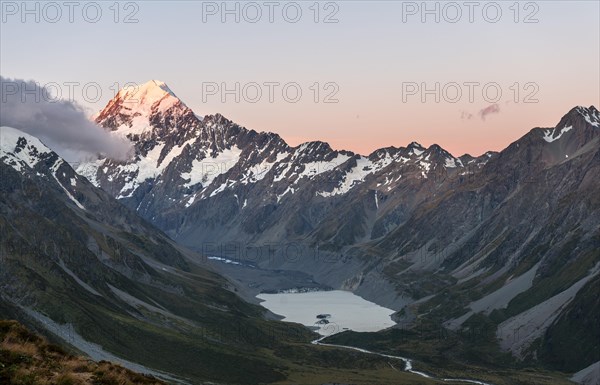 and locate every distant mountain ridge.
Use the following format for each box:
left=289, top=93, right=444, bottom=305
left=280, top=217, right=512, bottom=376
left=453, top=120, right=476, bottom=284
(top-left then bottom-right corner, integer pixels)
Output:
left=78, top=80, right=494, bottom=245
left=6, top=123, right=542, bottom=384
left=77, top=81, right=598, bottom=254
left=75, top=80, right=600, bottom=378
left=3, top=78, right=599, bottom=382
